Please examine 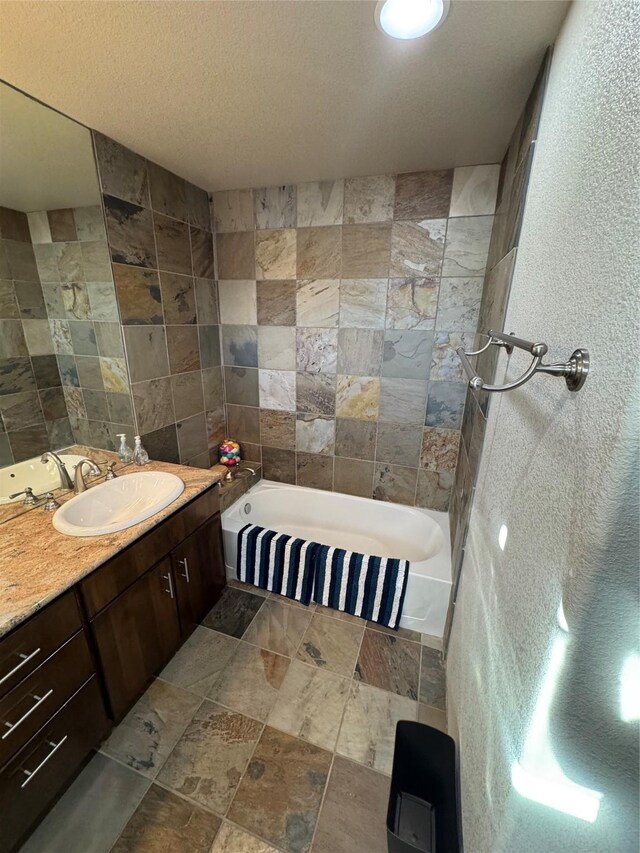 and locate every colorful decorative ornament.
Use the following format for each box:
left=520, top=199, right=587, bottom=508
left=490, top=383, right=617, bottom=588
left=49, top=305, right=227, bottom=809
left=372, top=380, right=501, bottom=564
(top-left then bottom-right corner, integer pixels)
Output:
left=219, top=438, right=241, bottom=467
